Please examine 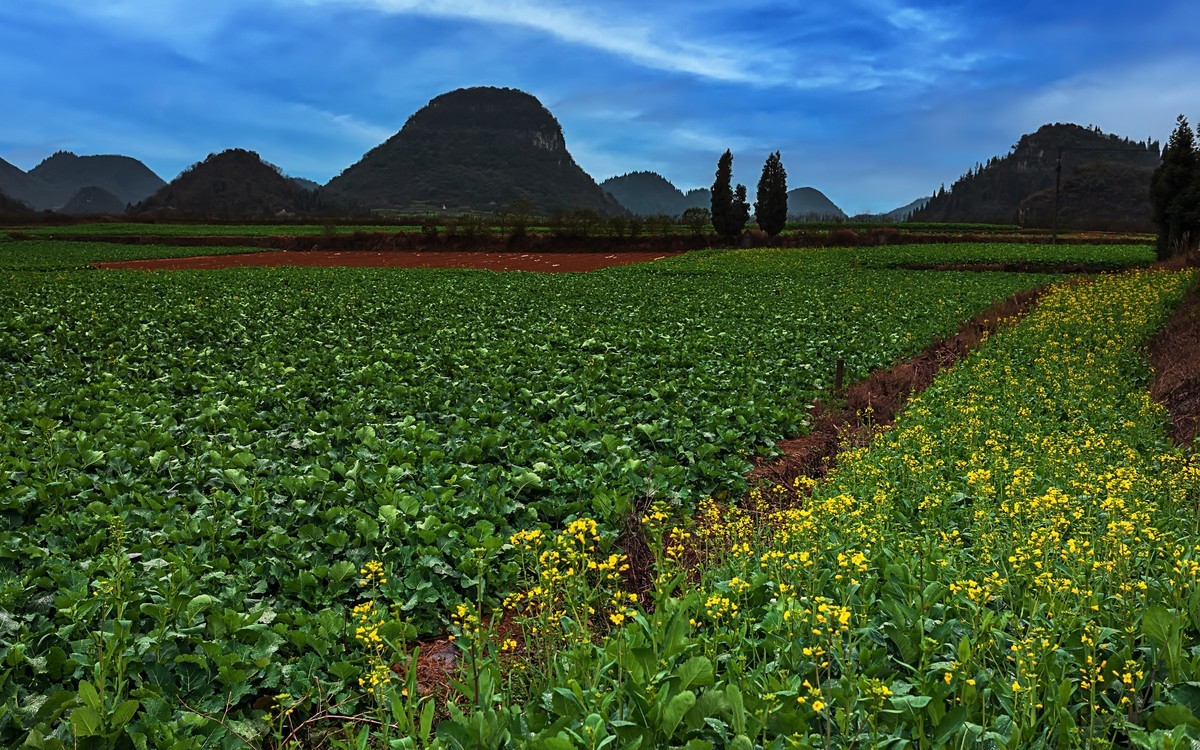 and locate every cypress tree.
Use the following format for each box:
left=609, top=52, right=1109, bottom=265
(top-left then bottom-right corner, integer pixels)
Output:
left=711, top=150, right=735, bottom=240
left=755, top=151, right=788, bottom=236
left=733, top=184, right=750, bottom=237
left=711, top=150, right=752, bottom=241
left=1150, top=115, right=1198, bottom=259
